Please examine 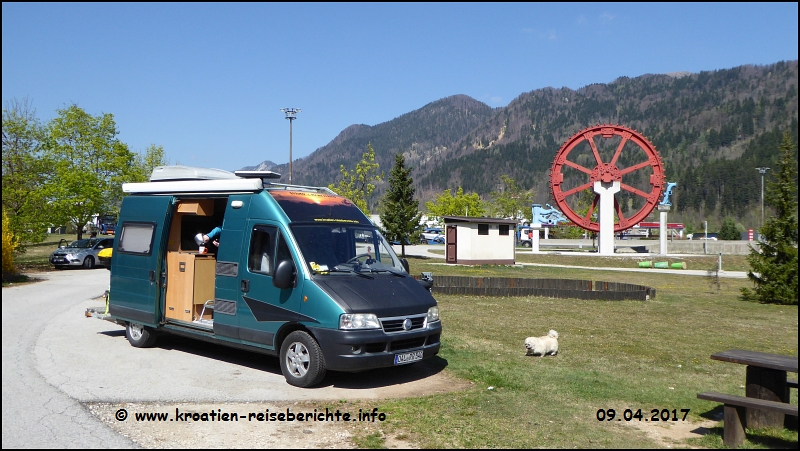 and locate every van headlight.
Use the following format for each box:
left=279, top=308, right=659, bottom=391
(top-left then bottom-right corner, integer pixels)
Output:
left=339, top=313, right=380, bottom=330
left=427, top=306, right=439, bottom=323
